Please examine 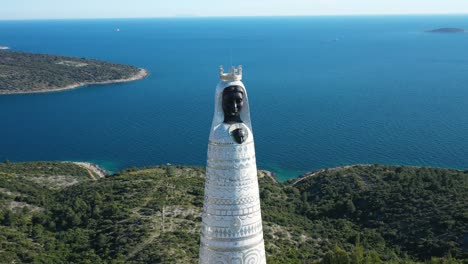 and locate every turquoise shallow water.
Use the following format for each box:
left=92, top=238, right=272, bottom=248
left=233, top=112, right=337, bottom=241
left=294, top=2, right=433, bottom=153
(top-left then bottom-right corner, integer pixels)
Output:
left=1, top=16, right=468, bottom=180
